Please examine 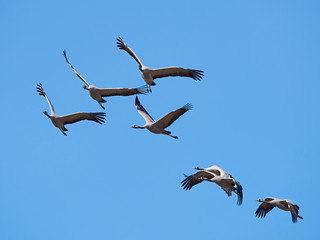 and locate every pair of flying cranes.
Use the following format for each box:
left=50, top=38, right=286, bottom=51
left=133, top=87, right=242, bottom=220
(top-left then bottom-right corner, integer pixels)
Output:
left=37, top=37, right=303, bottom=223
